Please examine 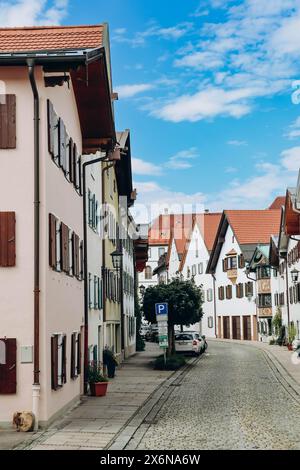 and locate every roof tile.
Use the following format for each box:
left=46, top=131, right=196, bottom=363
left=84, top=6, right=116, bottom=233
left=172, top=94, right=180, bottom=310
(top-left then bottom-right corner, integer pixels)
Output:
left=225, top=210, right=281, bottom=245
